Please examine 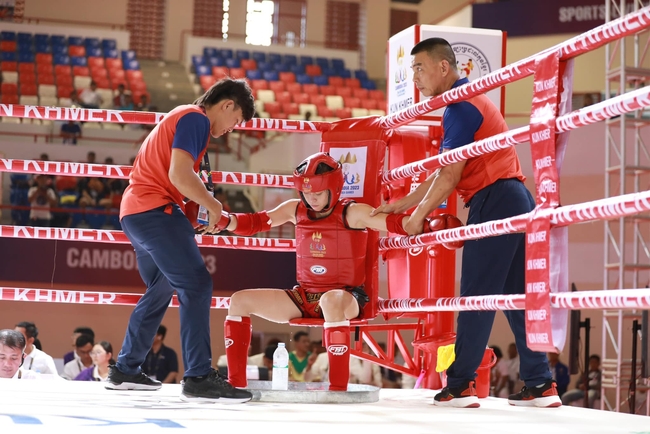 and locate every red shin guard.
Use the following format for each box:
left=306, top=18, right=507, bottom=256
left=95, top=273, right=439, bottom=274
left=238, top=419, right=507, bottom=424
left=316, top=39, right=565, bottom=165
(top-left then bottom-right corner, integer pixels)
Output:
left=224, top=316, right=252, bottom=388
left=324, top=321, right=351, bottom=391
